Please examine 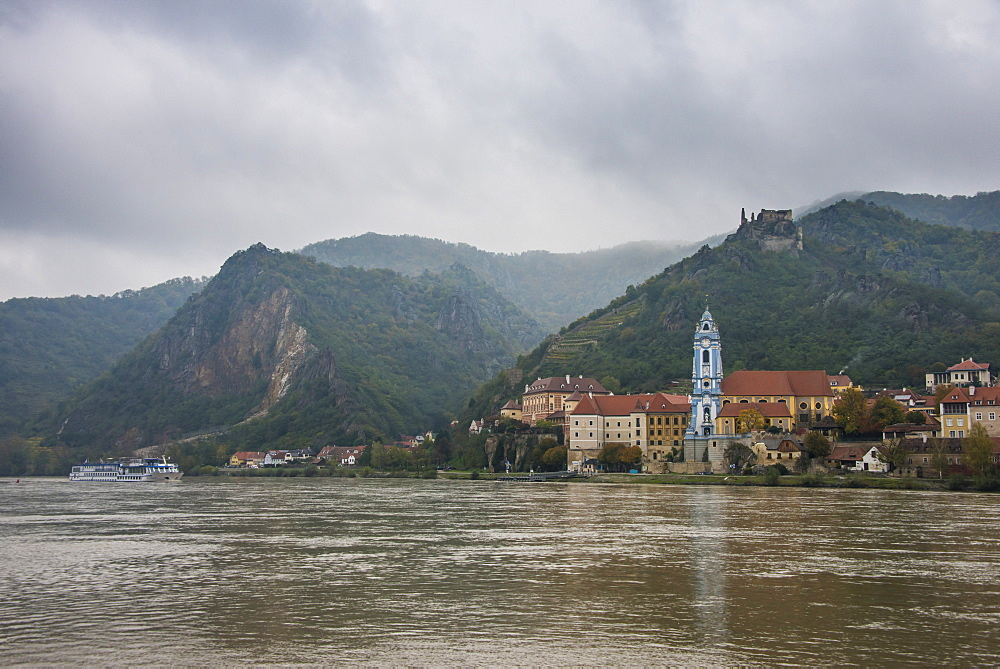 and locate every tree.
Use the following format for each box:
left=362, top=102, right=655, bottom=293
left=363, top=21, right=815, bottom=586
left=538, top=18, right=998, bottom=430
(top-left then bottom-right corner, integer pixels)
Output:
left=964, top=422, right=995, bottom=479
left=803, top=432, right=831, bottom=458
left=871, top=395, right=906, bottom=429
left=619, top=446, right=642, bottom=470
left=928, top=438, right=950, bottom=479
left=598, top=443, right=626, bottom=471
left=833, top=388, right=870, bottom=436
left=904, top=410, right=927, bottom=425
left=724, top=441, right=755, bottom=472
left=541, top=444, right=568, bottom=470
left=736, top=408, right=766, bottom=434
left=874, top=438, right=911, bottom=473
